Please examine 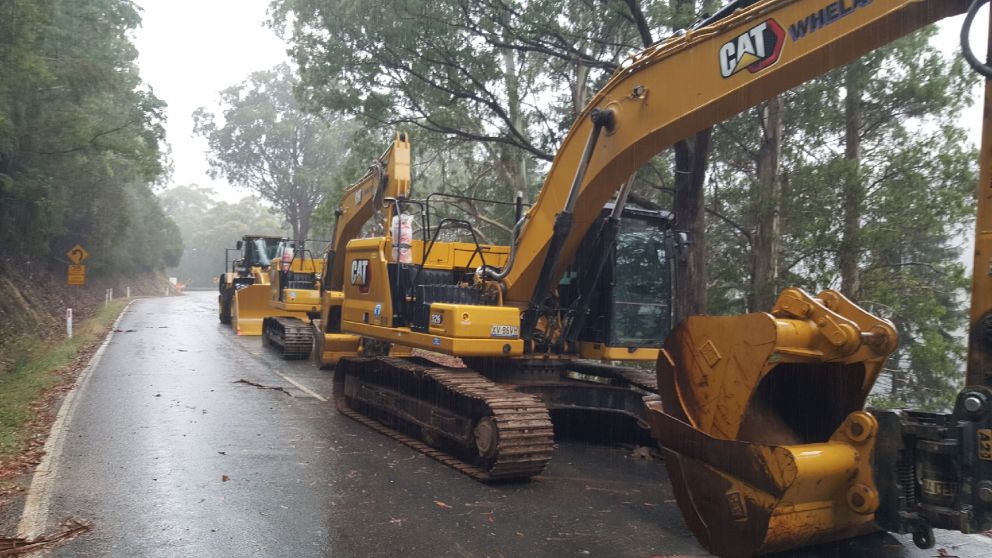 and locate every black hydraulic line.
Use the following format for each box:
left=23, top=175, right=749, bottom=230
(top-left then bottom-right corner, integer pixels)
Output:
left=962, top=0, right=992, bottom=77
left=520, top=108, right=614, bottom=342
left=564, top=176, right=636, bottom=344
left=692, top=0, right=761, bottom=30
